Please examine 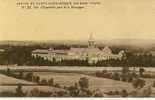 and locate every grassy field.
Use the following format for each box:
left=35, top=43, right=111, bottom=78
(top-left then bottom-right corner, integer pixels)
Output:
left=0, top=66, right=155, bottom=73
left=34, top=72, right=134, bottom=92
left=0, top=73, right=65, bottom=94
left=0, top=85, right=65, bottom=95
left=0, top=74, right=35, bottom=85
left=0, top=66, right=155, bottom=97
